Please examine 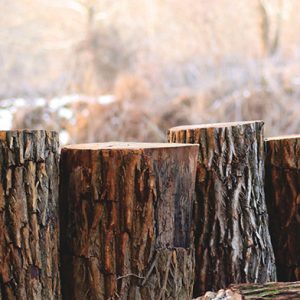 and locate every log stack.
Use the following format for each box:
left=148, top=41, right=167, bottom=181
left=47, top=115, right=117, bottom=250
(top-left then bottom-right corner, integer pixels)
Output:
left=2, top=123, right=299, bottom=299
left=198, top=281, right=300, bottom=299
left=59, top=142, right=198, bottom=300
left=168, top=121, right=276, bottom=296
